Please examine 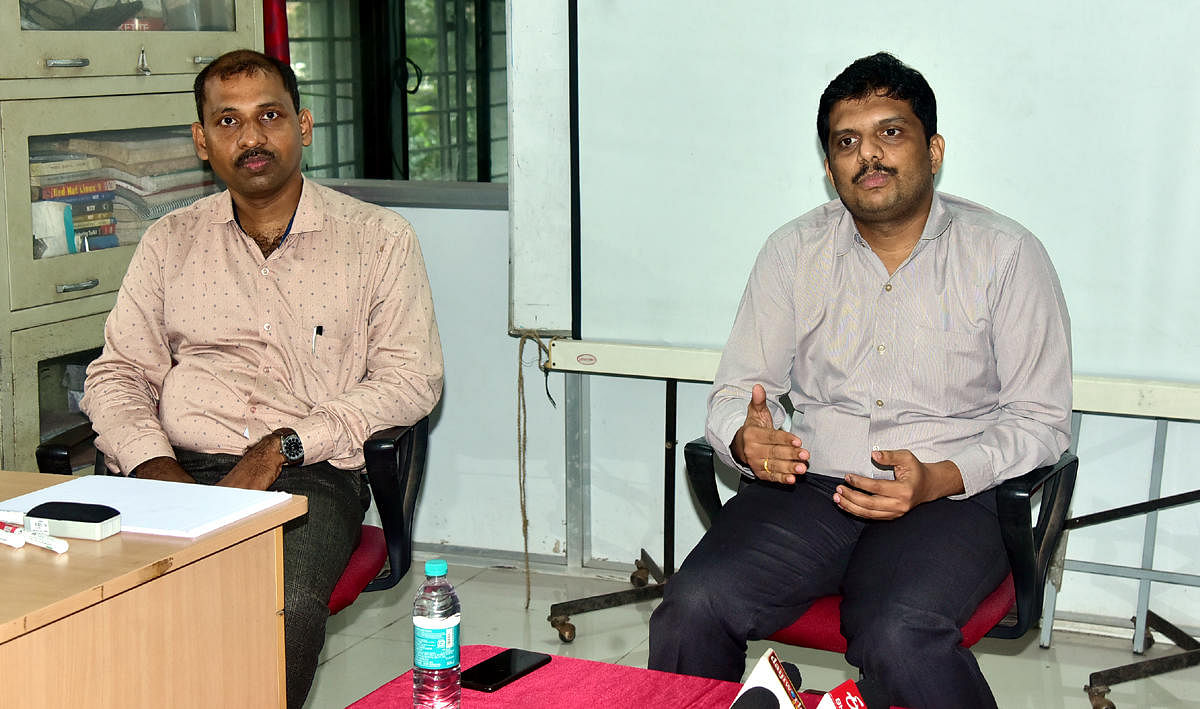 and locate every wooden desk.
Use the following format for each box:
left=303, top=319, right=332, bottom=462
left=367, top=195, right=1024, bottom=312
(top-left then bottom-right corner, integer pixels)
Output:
left=0, top=471, right=307, bottom=708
